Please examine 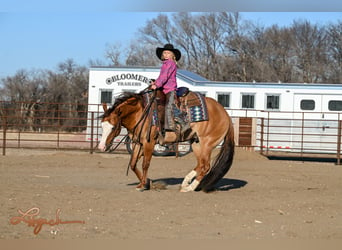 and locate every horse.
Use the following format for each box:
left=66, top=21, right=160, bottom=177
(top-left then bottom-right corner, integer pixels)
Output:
left=98, top=89, right=235, bottom=192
